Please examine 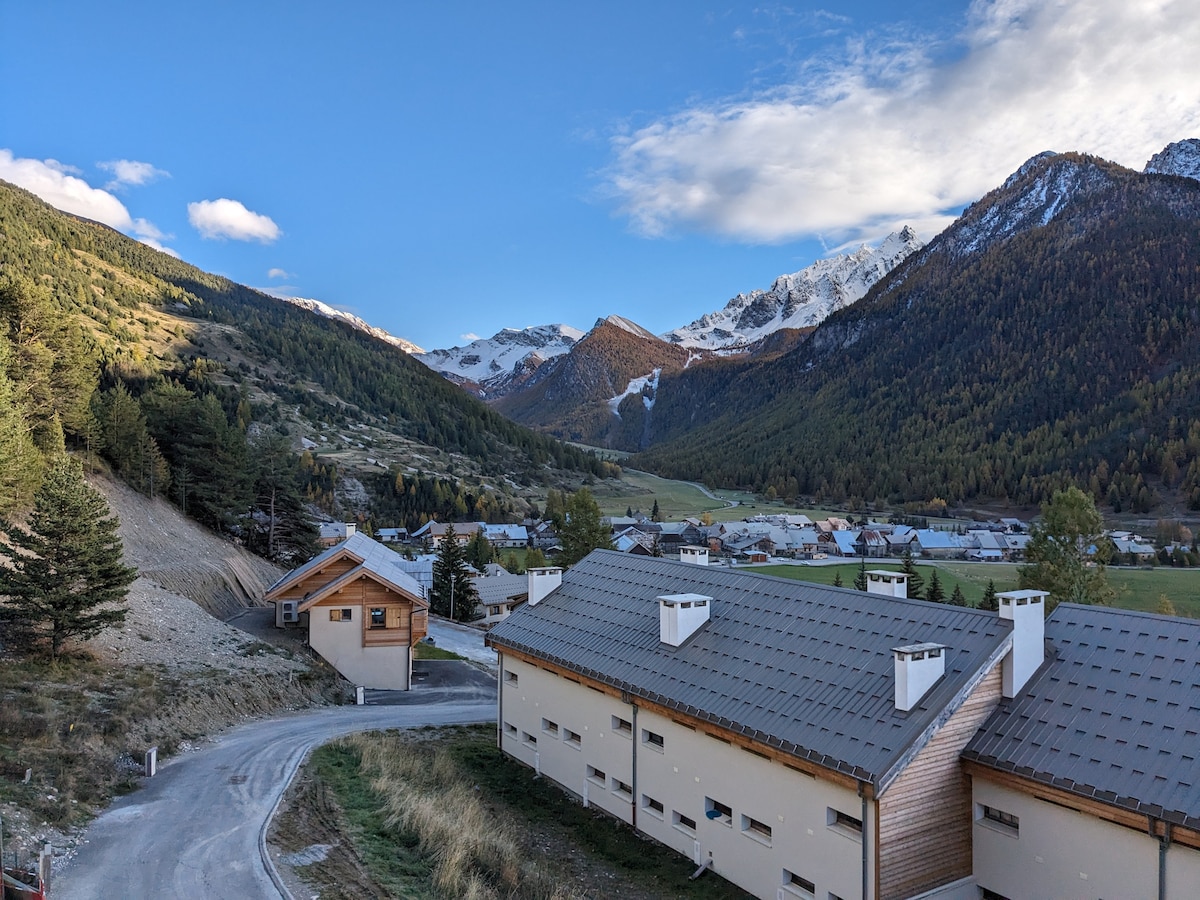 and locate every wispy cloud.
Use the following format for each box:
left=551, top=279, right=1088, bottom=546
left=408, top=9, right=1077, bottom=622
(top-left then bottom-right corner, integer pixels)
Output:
left=267, top=267, right=292, bottom=279
left=187, top=198, right=281, bottom=243
left=460, top=333, right=481, bottom=342
left=0, top=149, right=172, bottom=248
left=607, top=0, right=1200, bottom=246
left=97, top=158, right=170, bottom=191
